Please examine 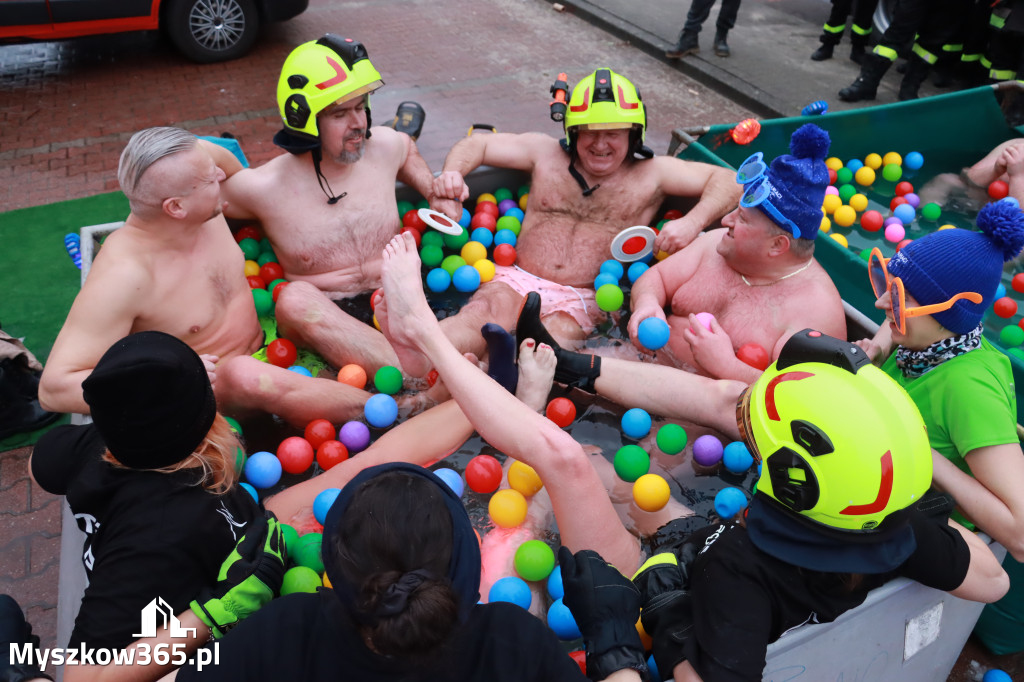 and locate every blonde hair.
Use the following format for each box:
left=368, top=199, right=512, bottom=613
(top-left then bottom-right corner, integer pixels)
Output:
left=102, top=414, right=241, bottom=494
